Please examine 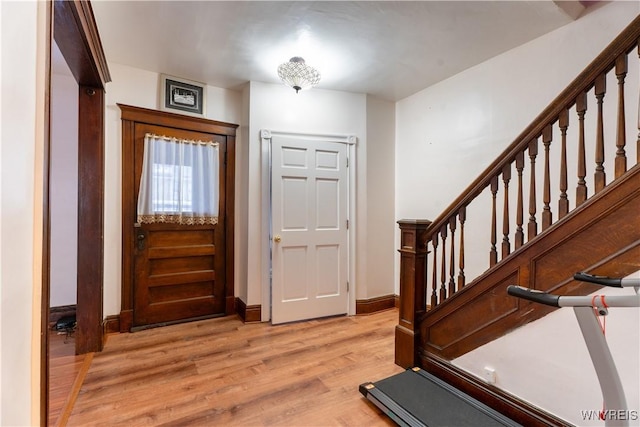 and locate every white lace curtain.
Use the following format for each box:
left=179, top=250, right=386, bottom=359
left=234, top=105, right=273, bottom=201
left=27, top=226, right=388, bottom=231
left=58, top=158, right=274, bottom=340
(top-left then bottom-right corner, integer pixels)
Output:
left=137, top=133, right=219, bottom=225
